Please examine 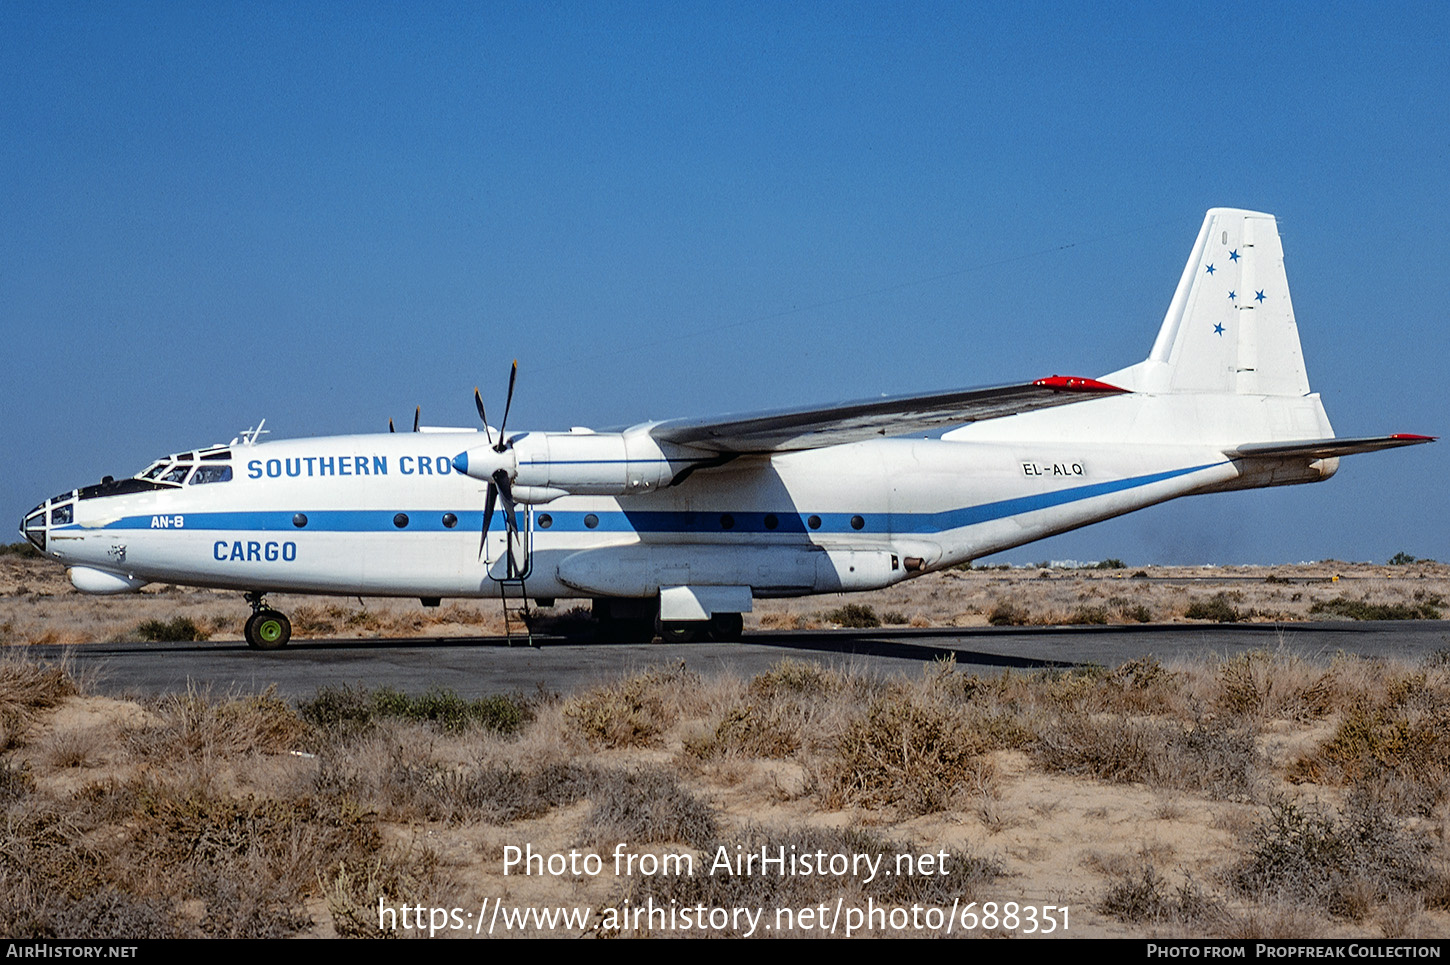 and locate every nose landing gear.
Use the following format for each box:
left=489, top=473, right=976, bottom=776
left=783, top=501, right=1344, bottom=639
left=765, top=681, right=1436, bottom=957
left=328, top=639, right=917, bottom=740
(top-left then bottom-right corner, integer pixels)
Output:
left=243, top=592, right=292, bottom=650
